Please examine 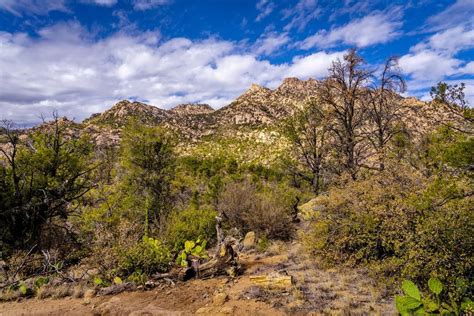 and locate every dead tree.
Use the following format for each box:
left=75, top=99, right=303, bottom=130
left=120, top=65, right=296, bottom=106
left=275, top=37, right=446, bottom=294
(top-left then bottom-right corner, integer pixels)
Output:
left=367, top=56, right=407, bottom=171
left=319, top=49, right=373, bottom=179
